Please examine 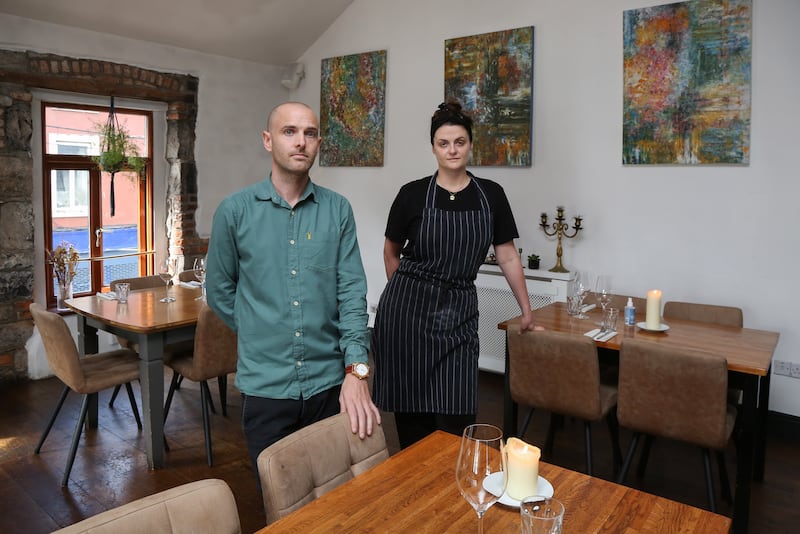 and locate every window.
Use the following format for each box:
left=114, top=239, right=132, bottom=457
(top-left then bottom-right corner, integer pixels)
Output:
left=42, top=103, right=154, bottom=308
